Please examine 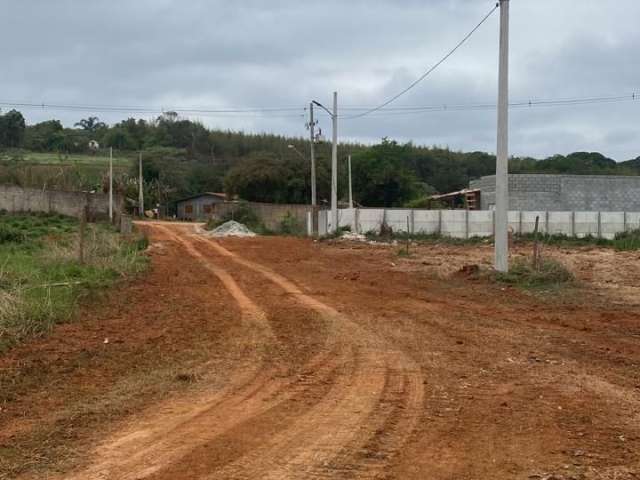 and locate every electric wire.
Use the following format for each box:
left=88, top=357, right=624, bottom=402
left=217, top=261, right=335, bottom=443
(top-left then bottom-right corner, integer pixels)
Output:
left=341, top=2, right=500, bottom=120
